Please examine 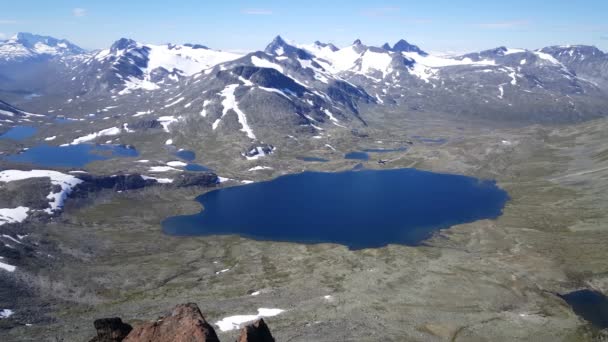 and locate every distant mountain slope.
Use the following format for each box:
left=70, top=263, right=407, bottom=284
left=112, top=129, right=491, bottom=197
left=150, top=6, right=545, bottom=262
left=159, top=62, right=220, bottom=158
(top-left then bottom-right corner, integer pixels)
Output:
left=67, top=38, right=242, bottom=94
left=0, top=32, right=84, bottom=62
left=1, top=33, right=608, bottom=141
